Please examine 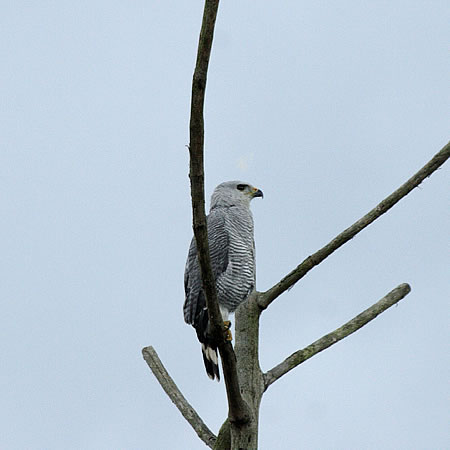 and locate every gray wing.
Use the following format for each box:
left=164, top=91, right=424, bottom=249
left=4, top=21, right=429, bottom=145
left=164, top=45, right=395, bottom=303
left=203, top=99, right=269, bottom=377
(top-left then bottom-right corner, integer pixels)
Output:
left=215, top=207, right=255, bottom=312
left=183, top=209, right=229, bottom=325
